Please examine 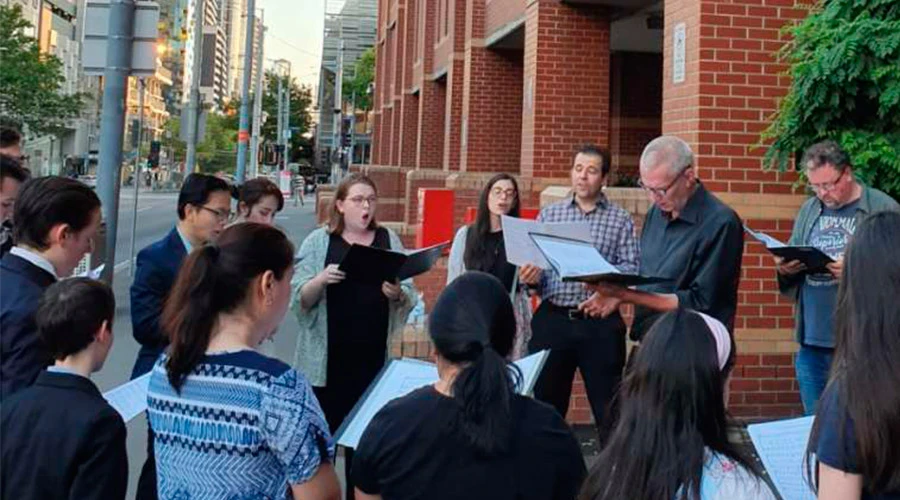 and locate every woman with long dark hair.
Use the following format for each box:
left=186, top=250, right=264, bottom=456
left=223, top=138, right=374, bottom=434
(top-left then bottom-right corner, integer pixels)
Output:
left=293, top=173, right=417, bottom=499
left=146, top=223, right=340, bottom=499
left=446, top=173, right=532, bottom=359
left=809, top=210, right=900, bottom=500
left=232, top=177, right=285, bottom=225
left=352, top=272, right=585, bottom=500
left=580, top=309, right=775, bottom=500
